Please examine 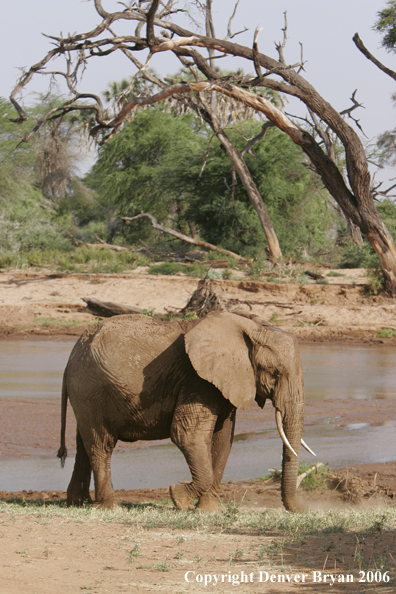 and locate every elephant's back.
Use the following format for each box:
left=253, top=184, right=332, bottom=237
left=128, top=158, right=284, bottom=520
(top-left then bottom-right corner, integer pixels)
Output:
left=67, top=314, right=187, bottom=391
